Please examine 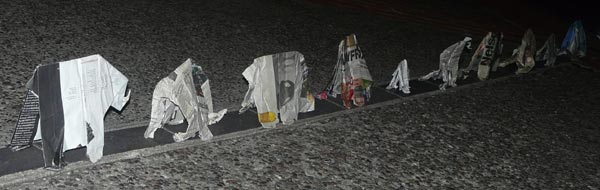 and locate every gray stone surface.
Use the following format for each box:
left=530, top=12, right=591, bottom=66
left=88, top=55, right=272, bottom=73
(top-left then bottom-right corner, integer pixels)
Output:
left=6, top=65, right=600, bottom=189
left=0, top=0, right=471, bottom=147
